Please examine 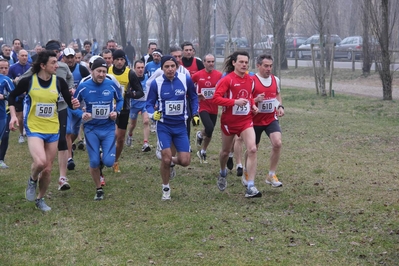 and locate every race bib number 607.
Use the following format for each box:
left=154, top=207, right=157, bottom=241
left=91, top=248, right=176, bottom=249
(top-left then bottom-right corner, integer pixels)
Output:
left=92, top=105, right=110, bottom=119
